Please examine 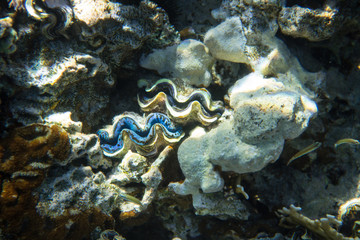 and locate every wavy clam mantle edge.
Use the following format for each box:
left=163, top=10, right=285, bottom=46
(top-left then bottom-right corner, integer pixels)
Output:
left=138, top=79, right=225, bottom=126
left=25, top=0, right=73, bottom=39
left=97, top=113, right=184, bottom=157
